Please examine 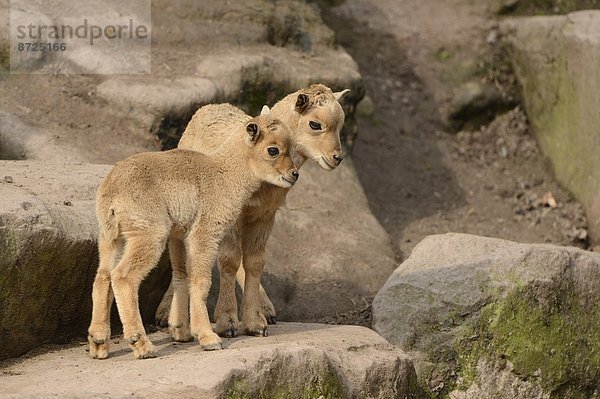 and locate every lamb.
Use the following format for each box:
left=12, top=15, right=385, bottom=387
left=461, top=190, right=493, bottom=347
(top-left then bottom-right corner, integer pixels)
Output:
left=158, top=84, right=350, bottom=340
left=87, top=110, right=298, bottom=359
